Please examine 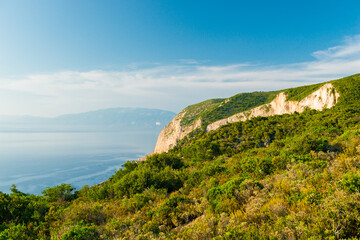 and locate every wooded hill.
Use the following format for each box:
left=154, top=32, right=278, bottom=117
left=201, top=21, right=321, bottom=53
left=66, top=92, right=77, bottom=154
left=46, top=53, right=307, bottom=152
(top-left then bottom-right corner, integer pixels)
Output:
left=1, top=74, right=360, bottom=239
